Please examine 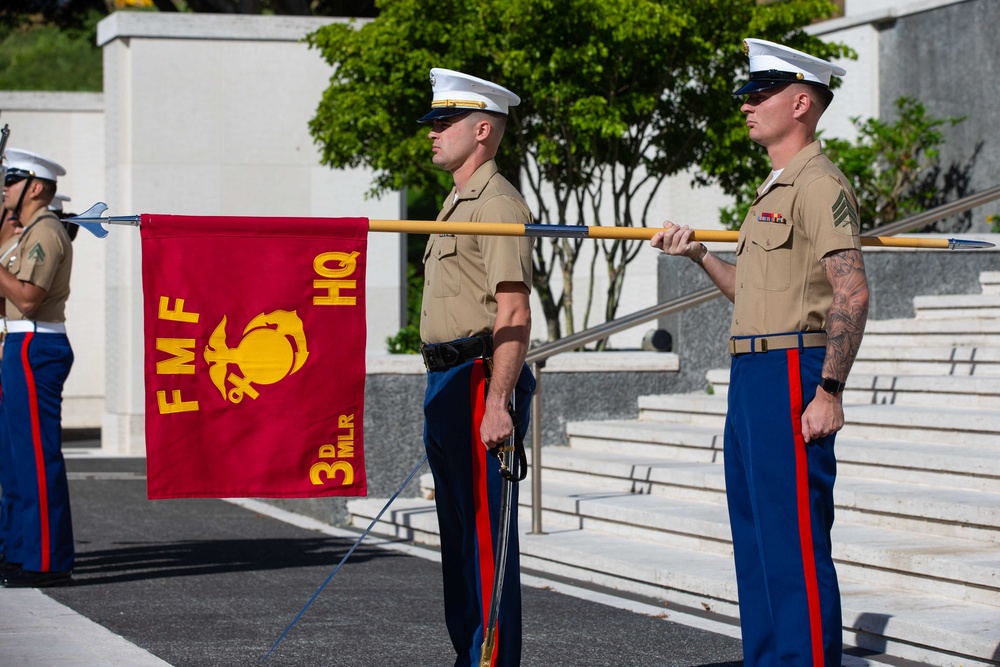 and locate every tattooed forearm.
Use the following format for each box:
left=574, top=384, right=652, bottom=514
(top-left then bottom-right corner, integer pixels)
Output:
left=820, top=248, right=870, bottom=381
